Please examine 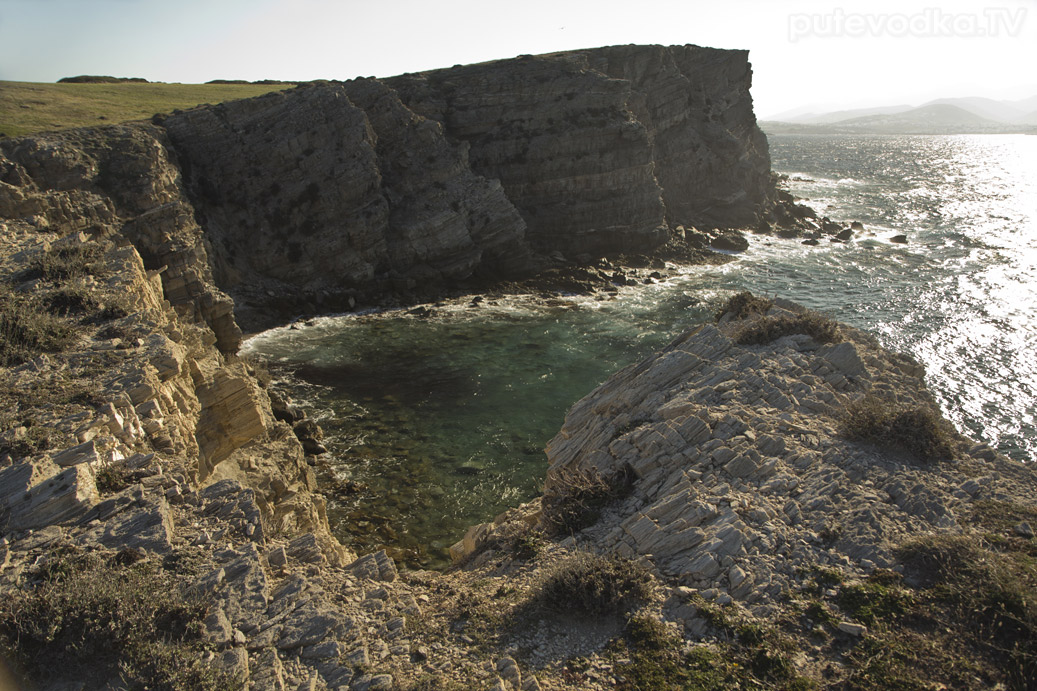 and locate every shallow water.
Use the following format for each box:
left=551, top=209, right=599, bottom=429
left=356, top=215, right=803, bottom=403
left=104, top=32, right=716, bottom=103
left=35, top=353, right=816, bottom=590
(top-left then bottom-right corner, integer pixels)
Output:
left=245, top=133, right=1037, bottom=567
